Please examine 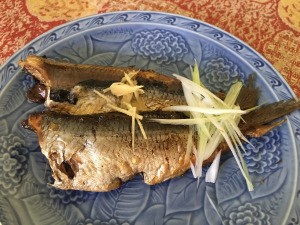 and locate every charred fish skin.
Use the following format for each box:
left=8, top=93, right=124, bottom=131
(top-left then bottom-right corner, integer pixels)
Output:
left=29, top=112, right=192, bottom=192
left=20, top=55, right=262, bottom=115
left=236, top=74, right=260, bottom=110
left=19, top=55, right=182, bottom=91
left=20, top=55, right=186, bottom=114
left=240, top=99, right=300, bottom=131
left=44, top=81, right=186, bottom=115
